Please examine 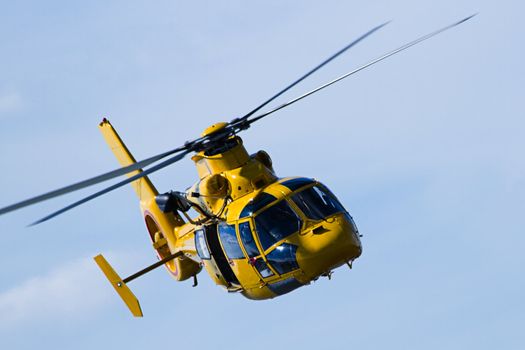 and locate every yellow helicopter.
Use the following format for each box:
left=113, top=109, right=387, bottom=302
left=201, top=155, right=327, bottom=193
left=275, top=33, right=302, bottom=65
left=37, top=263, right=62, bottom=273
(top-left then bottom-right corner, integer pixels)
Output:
left=0, top=15, right=475, bottom=317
